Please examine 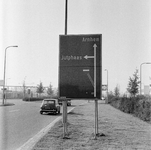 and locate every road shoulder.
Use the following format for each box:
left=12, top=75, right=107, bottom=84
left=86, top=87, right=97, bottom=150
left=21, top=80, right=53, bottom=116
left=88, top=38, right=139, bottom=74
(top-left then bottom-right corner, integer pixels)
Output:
left=32, top=101, right=151, bottom=150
